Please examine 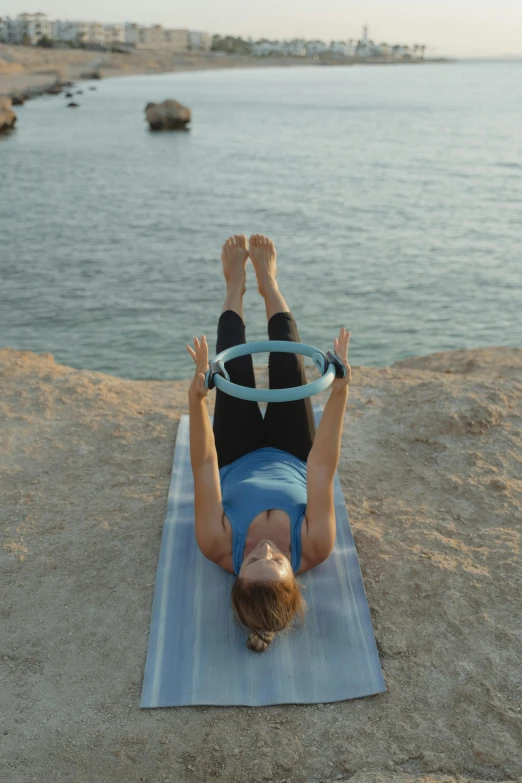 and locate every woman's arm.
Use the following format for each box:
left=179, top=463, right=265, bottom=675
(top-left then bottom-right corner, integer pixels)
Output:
left=304, top=328, right=351, bottom=561
left=304, top=387, right=348, bottom=560
left=307, top=385, right=349, bottom=473
left=186, top=335, right=225, bottom=559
